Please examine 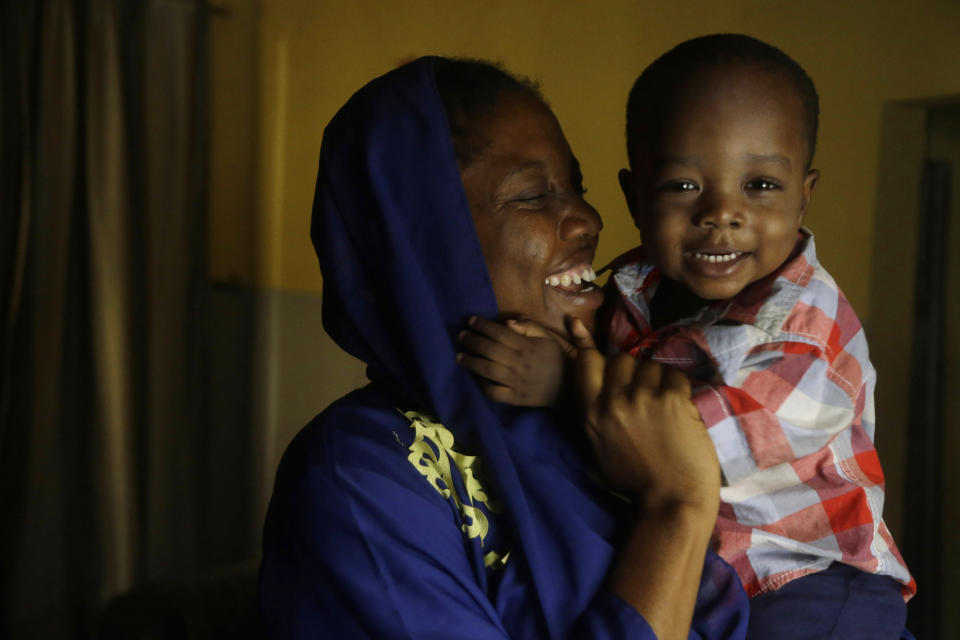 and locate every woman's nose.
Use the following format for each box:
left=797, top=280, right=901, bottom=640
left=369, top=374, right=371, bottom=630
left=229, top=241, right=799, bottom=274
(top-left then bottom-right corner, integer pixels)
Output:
left=559, top=199, right=603, bottom=240
left=693, top=192, right=743, bottom=229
